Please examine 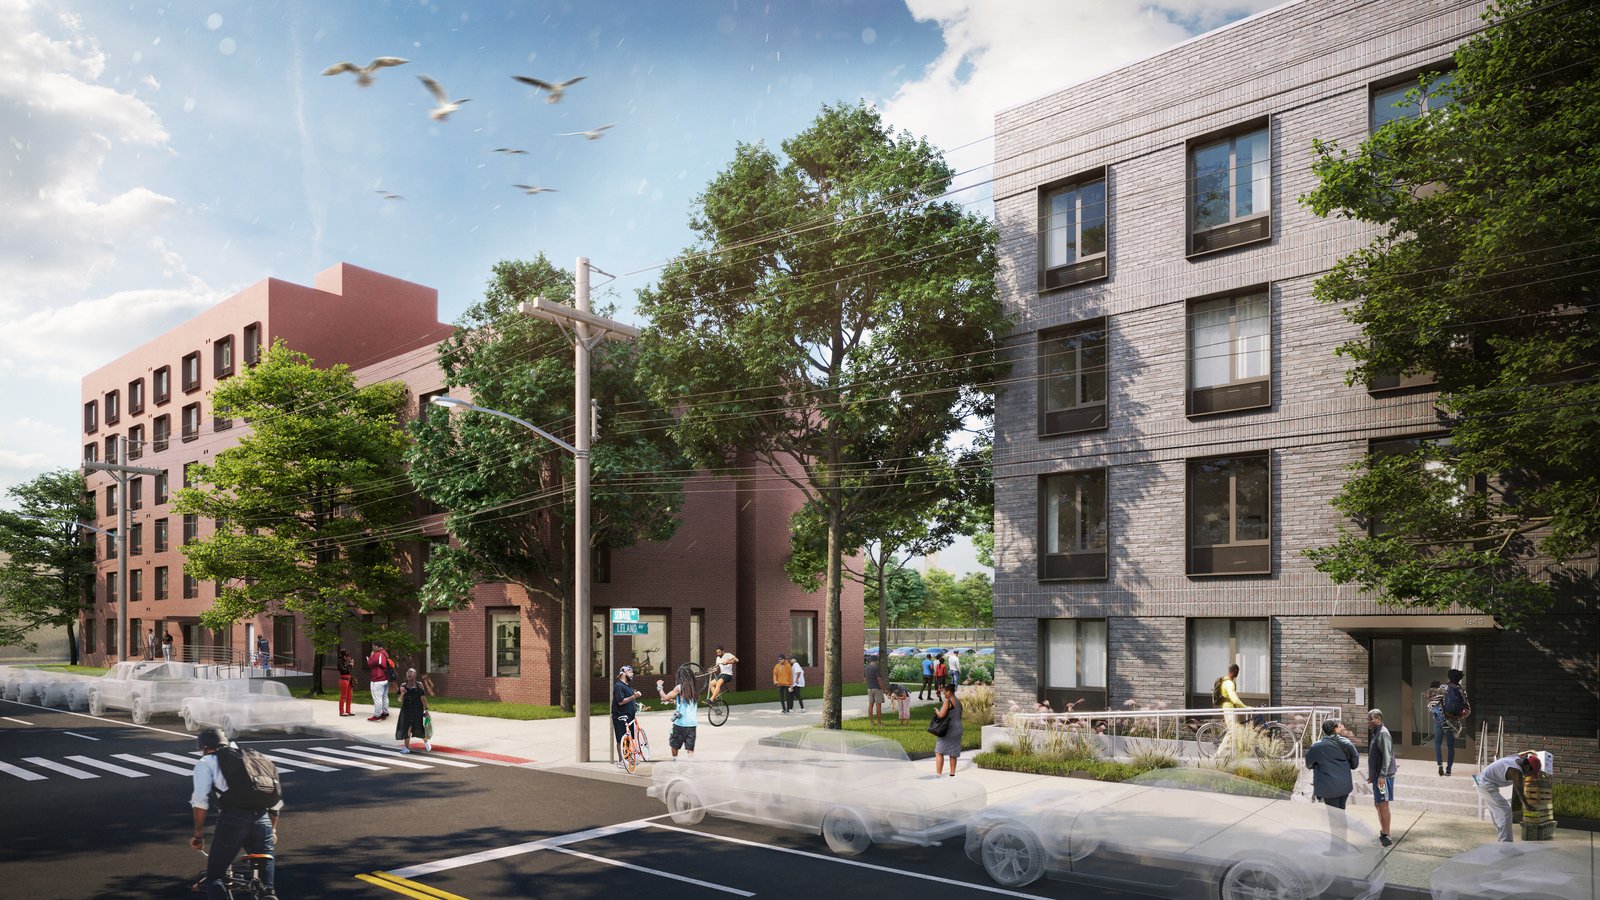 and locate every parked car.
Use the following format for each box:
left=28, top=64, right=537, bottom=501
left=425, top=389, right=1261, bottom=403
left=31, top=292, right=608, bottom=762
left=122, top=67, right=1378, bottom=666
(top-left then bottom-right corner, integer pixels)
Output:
left=2, top=666, right=95, bottom=709
left=1430, top=841, right=1597, bottom=900
left=976, top=648, right=995, bottom=657
left=648, top=730, right=986, bottom=857
left=922, top=647, right=949, bottom=658
left=948, top=647, right=975, bottom=656
left=180, top=679, right=313, bottom=740
left=86, top=660, right=208, bottom=723
left=886, top=647, right=921, bottom=658
left=965, top=768, right=1386, bottom=899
